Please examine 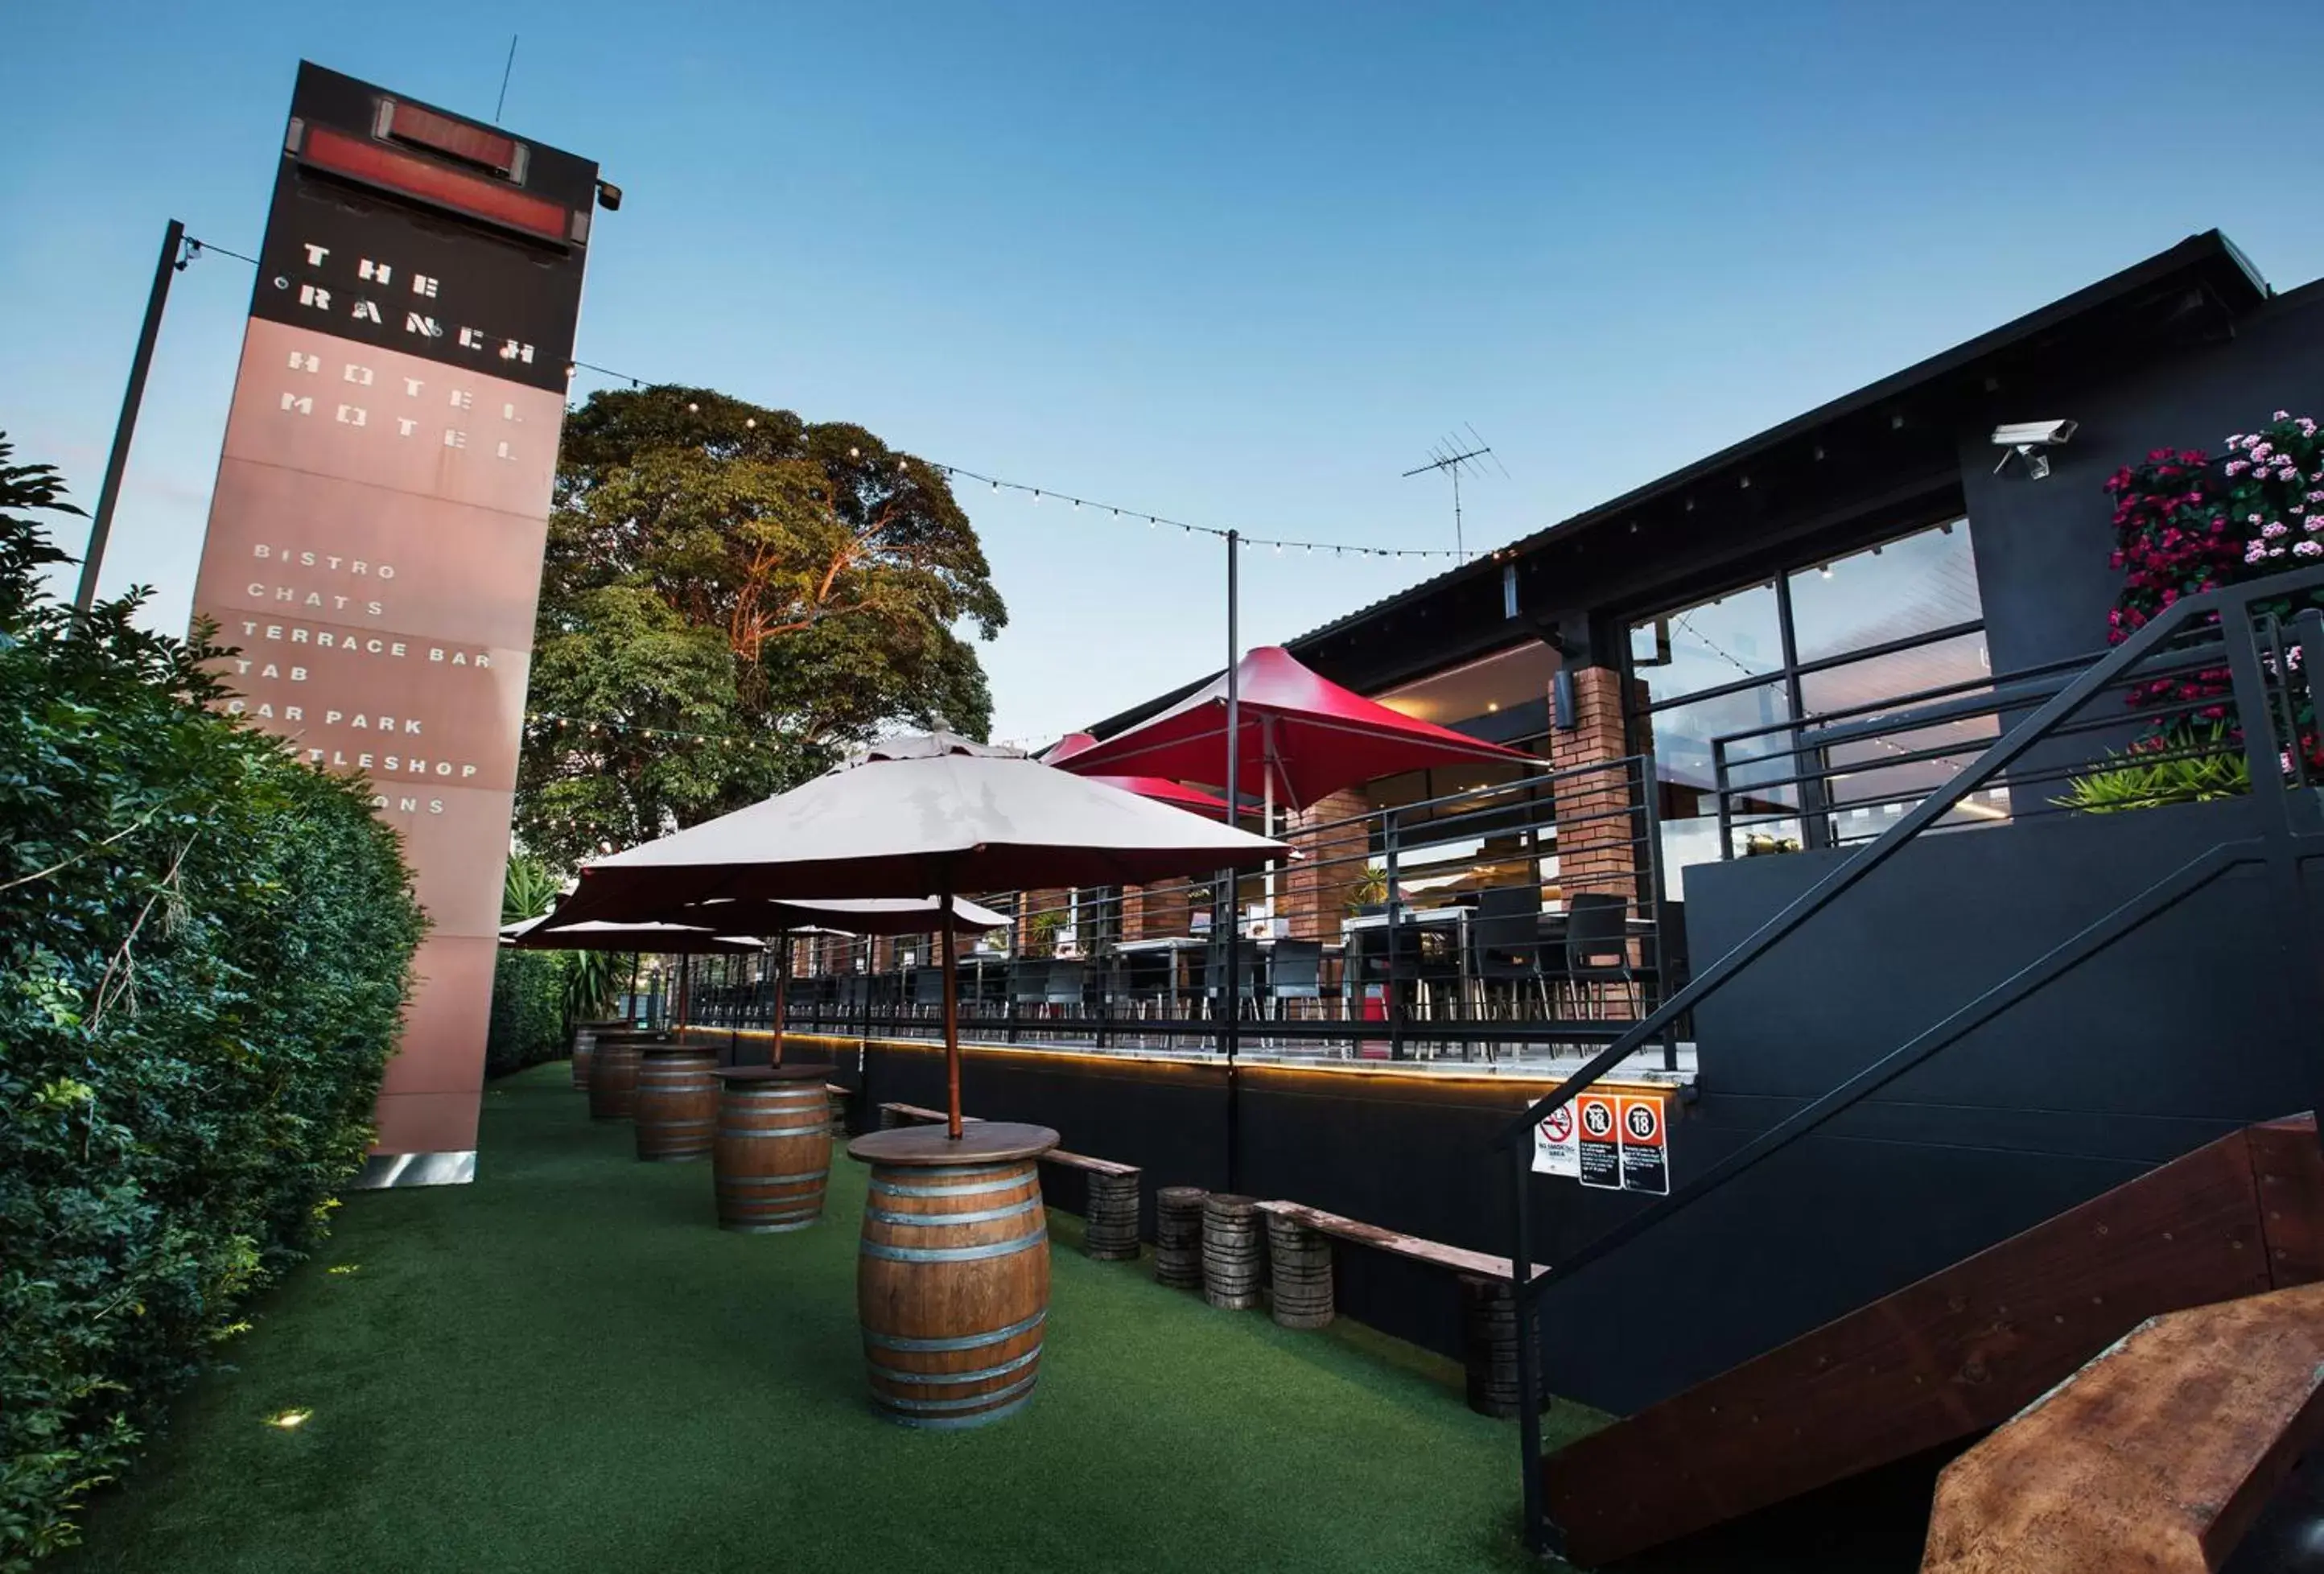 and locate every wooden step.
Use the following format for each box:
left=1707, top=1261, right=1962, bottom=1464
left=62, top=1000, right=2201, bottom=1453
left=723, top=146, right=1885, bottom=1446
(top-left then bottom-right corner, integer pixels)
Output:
left=1542, top=1115, right=2324, bottom=1568
left=1922, top=1279, right=2324, bottom=1572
